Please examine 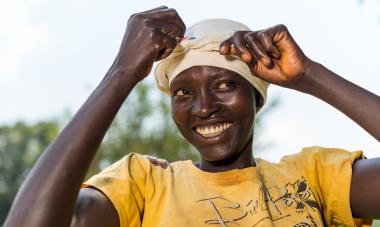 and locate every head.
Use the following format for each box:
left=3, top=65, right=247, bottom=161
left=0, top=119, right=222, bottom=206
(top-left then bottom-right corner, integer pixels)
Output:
left=154, top=18, right=269, bottom=167
left=170, top=65, right=257, bottom=162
